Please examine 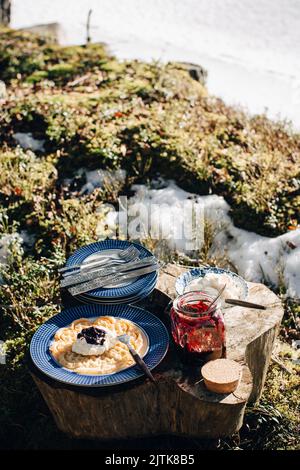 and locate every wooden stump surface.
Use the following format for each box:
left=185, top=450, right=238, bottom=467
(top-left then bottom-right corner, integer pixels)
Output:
left=151, top=263, right=284, bottom=403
